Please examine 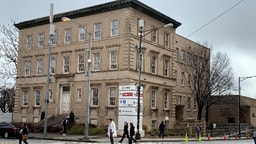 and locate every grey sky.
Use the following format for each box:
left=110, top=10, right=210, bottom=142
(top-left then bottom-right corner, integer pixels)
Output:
left=0, top=0, right=255, bottom=97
